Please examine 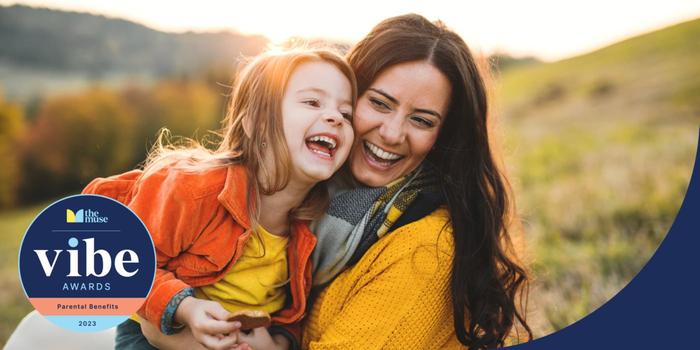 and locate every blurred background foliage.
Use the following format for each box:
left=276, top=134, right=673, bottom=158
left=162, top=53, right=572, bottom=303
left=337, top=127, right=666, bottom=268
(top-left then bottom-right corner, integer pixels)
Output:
left=0, top=4, right=698, bottom=345
left=494, top=17, right=699, bottom=334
